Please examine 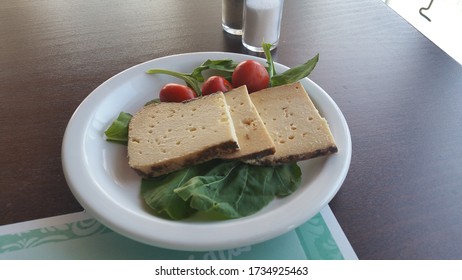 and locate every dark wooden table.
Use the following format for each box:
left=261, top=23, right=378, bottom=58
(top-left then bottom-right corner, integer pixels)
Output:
left=1, top=0, right=461, bottom=259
